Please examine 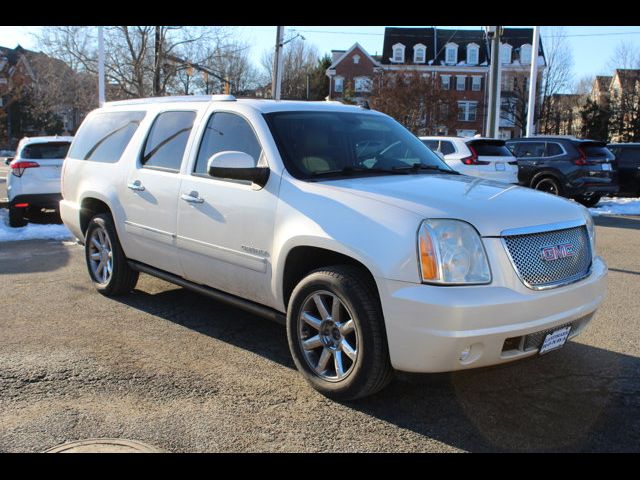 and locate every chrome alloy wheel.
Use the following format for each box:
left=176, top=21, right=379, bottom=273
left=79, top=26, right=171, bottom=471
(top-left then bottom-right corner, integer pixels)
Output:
left=88, top=226, right=113, bottom=285
left=298, top=290, right=359, bottom=382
